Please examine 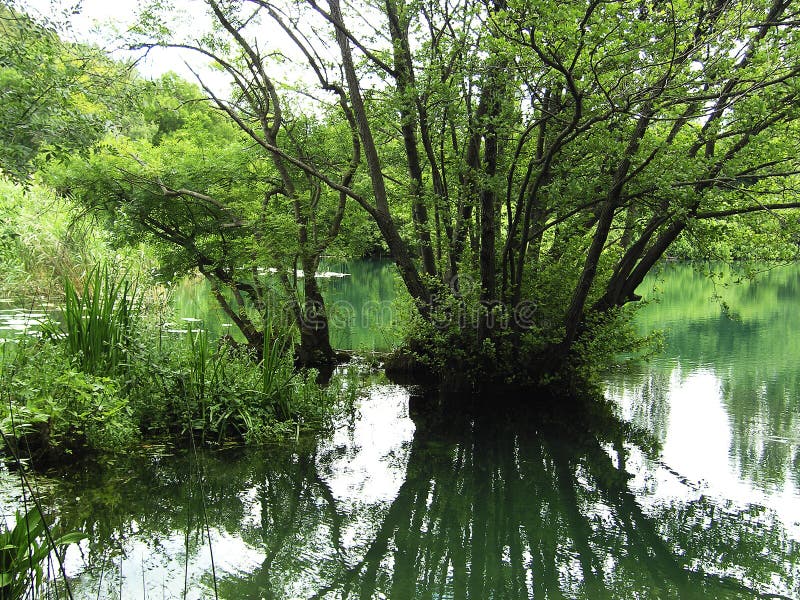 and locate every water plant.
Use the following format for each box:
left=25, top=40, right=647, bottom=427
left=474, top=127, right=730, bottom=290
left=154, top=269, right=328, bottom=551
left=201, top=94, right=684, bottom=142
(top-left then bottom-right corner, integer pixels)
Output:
left=0, top=505, right=84, bottom=600
left=259, top=319, right=296, bottom=422
left=61, top=265, right=138, bottom=376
